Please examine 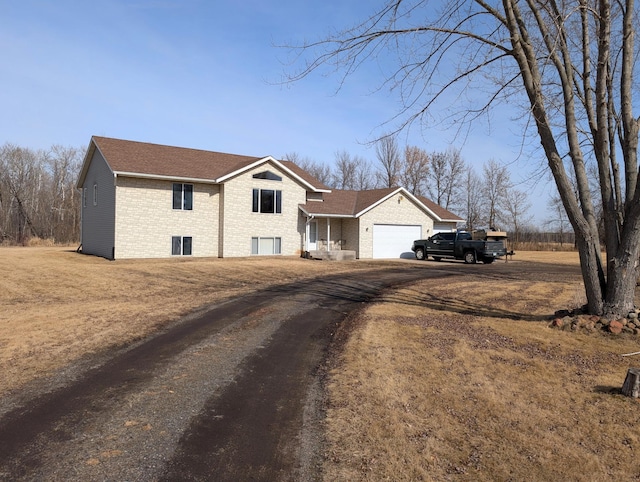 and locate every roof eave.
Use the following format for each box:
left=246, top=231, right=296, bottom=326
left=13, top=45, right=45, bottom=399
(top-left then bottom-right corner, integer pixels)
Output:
left=299, top=206, right=355, bottom=218
left=114, top=171, right=220, bottom=184
left=76, top=138, right=97, bottom=189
